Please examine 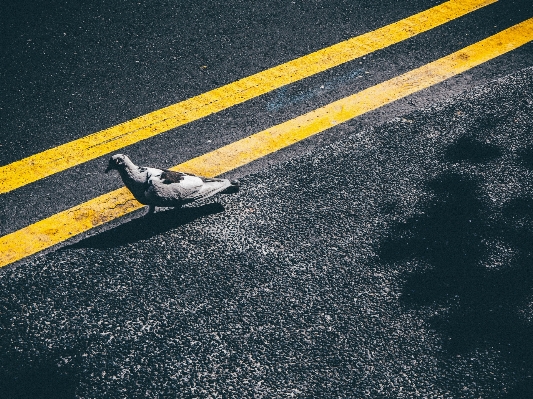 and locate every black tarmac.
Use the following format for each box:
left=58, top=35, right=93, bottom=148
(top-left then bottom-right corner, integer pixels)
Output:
left=3, top=1, right=533, bottom=398
left=2, top=67, right=533, bottom=398
left=2, top=0, right=533, bottom=235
